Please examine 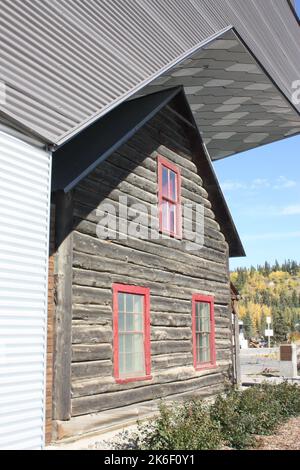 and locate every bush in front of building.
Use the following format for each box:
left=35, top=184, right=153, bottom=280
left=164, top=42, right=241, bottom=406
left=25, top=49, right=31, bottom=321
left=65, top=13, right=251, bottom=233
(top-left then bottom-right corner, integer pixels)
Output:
left=136, top=400, right=223, bottom=451
left=125, top=382, right=300, bottom=450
